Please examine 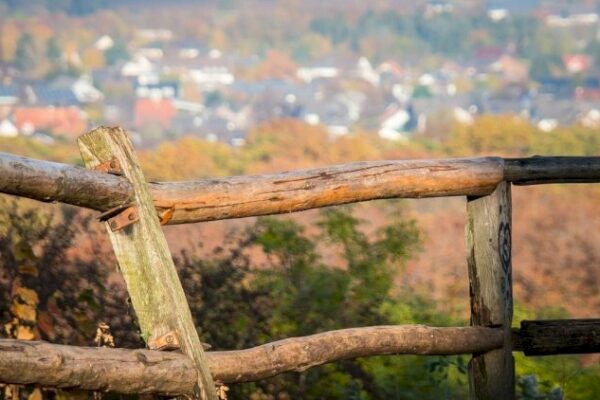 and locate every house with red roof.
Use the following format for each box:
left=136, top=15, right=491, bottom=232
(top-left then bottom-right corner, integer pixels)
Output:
left=134, top=98, right=176, bottom=129
left=14, top=106, right=87, bottom=138
left=563, top=54, right=592, bottom=74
